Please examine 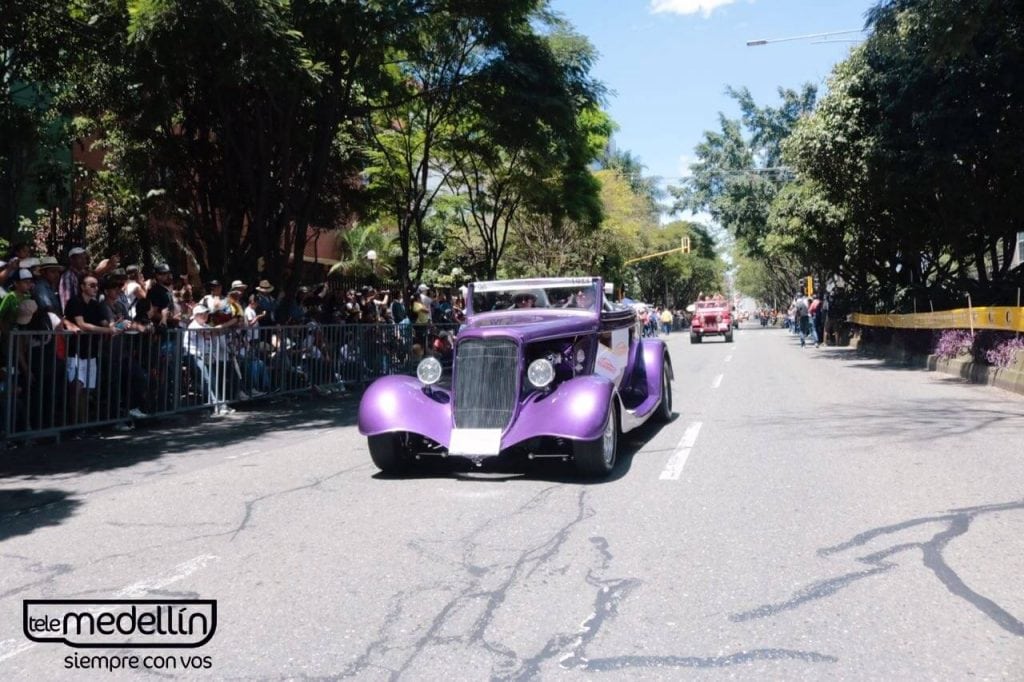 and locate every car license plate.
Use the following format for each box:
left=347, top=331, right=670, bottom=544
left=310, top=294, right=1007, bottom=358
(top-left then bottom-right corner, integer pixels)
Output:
left=449, top=429, right=503, bottom=456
